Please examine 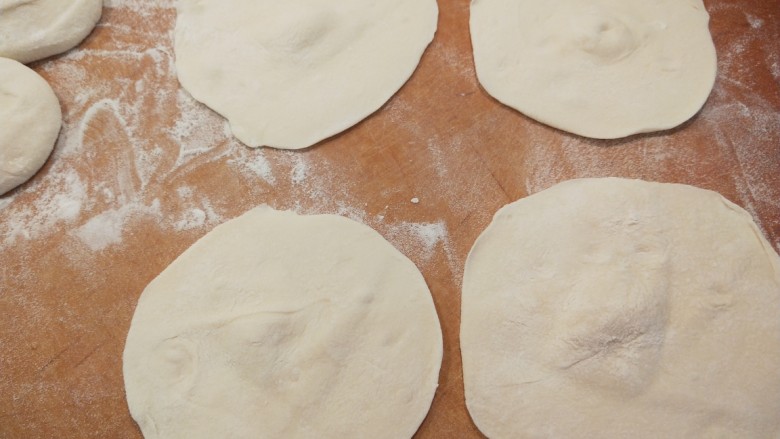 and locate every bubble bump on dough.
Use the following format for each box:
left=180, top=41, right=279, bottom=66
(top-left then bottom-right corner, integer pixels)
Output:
left=0, top=57, right=62, bottom=196
left=461, top=178, right=780, bottom=438
left=0, top=0, right=103, bottom=64
left=123, top=207, right=443, bottom=439
left=470, top=0, right=717, bottom=139
left=174, top=0, right=438, bottom=150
